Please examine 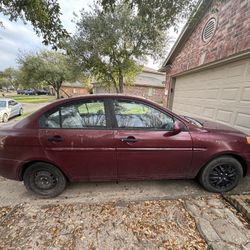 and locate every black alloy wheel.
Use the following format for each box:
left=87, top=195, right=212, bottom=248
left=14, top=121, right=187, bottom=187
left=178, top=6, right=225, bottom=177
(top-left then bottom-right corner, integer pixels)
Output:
left=199, top=156, right=243, bottom=193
